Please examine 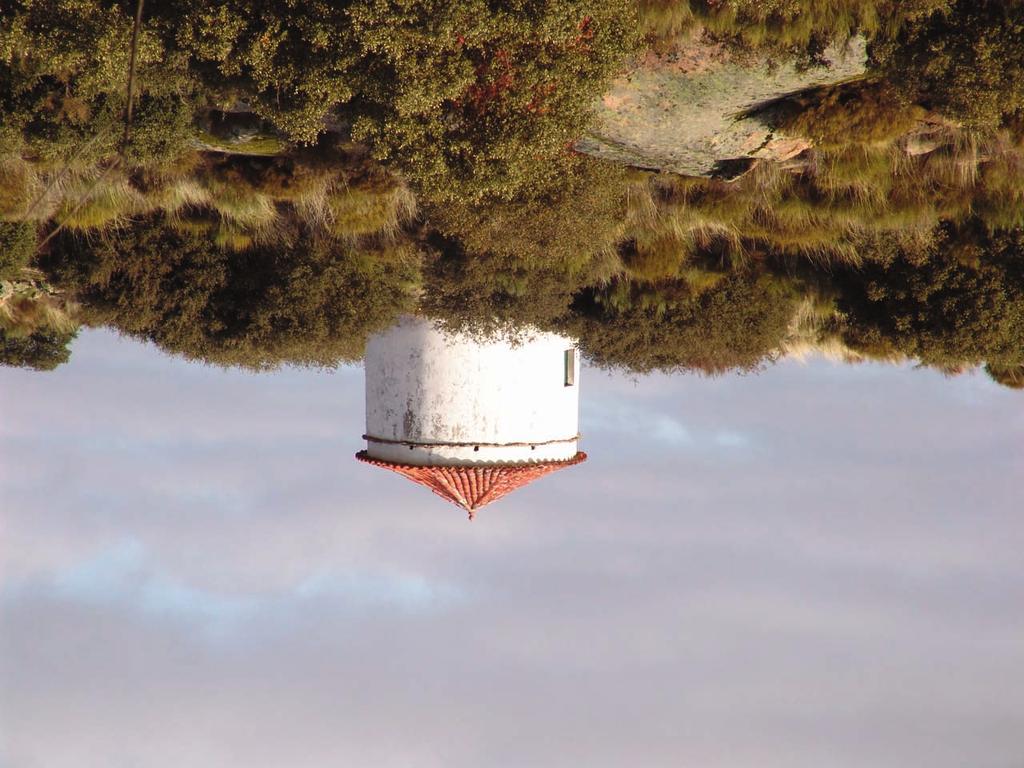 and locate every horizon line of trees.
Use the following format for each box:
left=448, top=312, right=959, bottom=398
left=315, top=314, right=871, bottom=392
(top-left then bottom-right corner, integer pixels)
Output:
left=2, top=0, right=1024, bottom=392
